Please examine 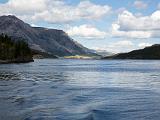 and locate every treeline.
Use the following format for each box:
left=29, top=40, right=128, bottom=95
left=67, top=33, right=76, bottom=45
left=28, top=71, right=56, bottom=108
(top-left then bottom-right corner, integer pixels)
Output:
left=103, top=44, right=160, bottom=59
left=0, top=34, right=32, bottom=60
